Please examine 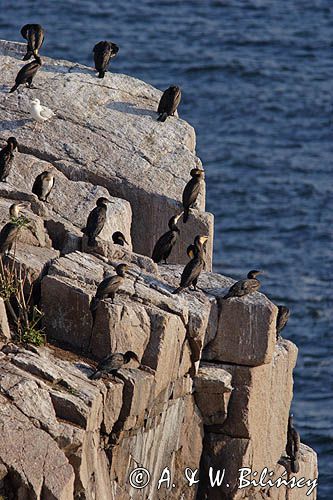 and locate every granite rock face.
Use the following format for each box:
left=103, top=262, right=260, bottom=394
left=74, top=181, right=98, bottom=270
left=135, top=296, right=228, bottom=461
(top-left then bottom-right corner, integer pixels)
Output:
left=0, top=39, right=213, bottom=270
left=0, top=40, right=318, bottom=500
